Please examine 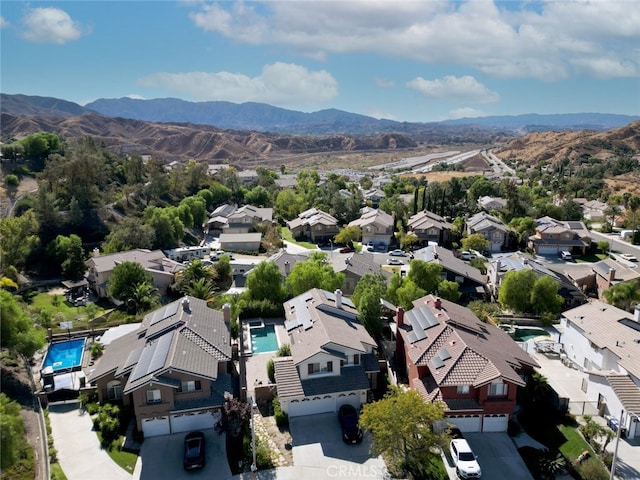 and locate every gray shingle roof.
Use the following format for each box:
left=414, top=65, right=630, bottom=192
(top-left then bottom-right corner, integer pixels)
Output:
left=273, top=357, right=304, bottom=399
left=606, top=375, right=640, bottom=415
left=413, top=245, right=487, bottom=286
left=300, top=365, right=370, bottom=396
left=408, top=210, right=452, bottom=231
